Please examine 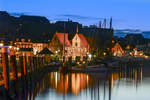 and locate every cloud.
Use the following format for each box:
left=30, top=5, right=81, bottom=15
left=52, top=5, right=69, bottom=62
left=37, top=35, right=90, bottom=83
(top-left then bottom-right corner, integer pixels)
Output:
left=58, top=14, right=105, bottom=21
